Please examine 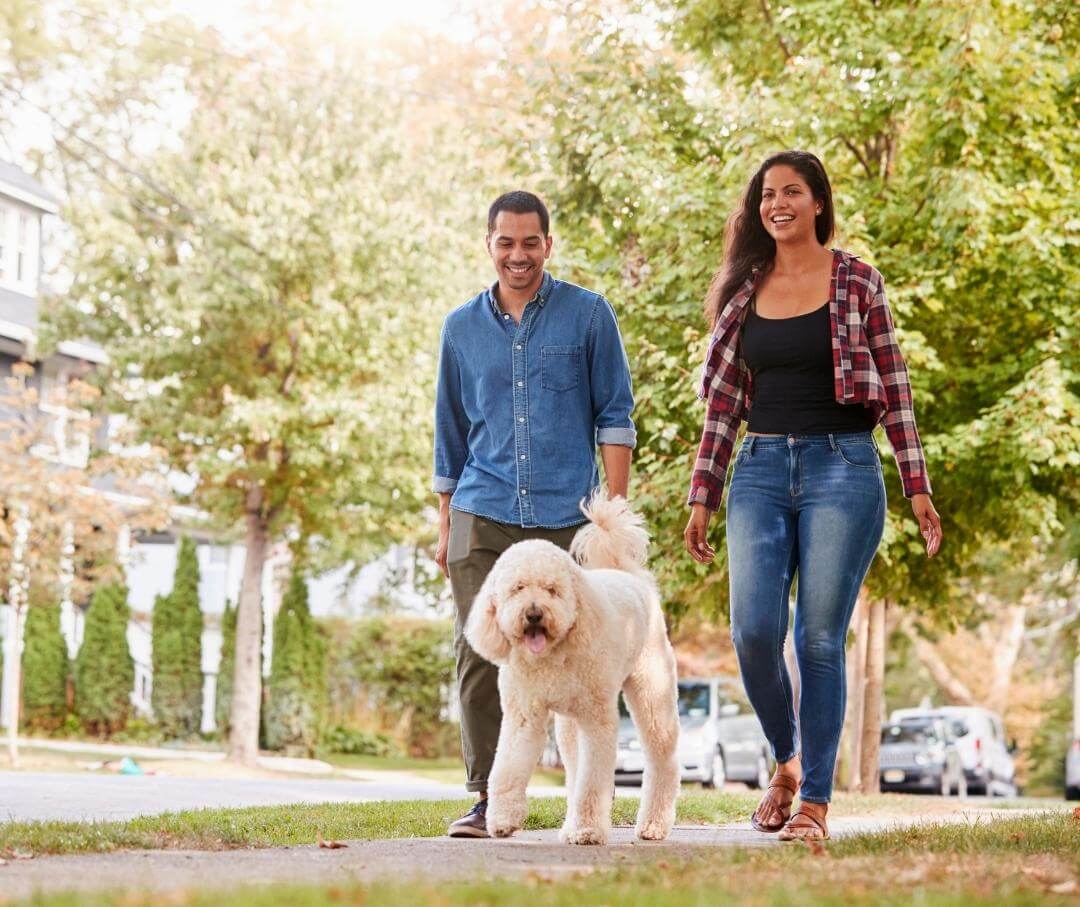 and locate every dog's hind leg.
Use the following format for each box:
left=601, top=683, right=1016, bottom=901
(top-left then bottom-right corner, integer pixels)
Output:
left=623, top=644, right=680, bottom=841
left=554, top=714, right=579, bottom=840
left=563, top=703, right=618, bottom=845
left=487, top=704, right=550, bottom=839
